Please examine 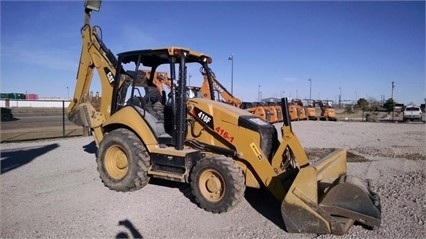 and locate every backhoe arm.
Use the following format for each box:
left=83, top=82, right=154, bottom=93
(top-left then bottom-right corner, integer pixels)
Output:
left=67, top=24, right=118, bottom=124
left=67, top=4, right=123, bottom=145
left=148, top=70, right=172, bottom=93
left=199, top=74, right=242, bottom=108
